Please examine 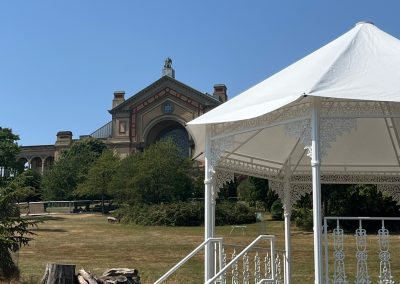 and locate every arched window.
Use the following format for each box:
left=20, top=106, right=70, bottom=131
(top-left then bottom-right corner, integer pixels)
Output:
left=157, top=126, right=189, bottom=157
